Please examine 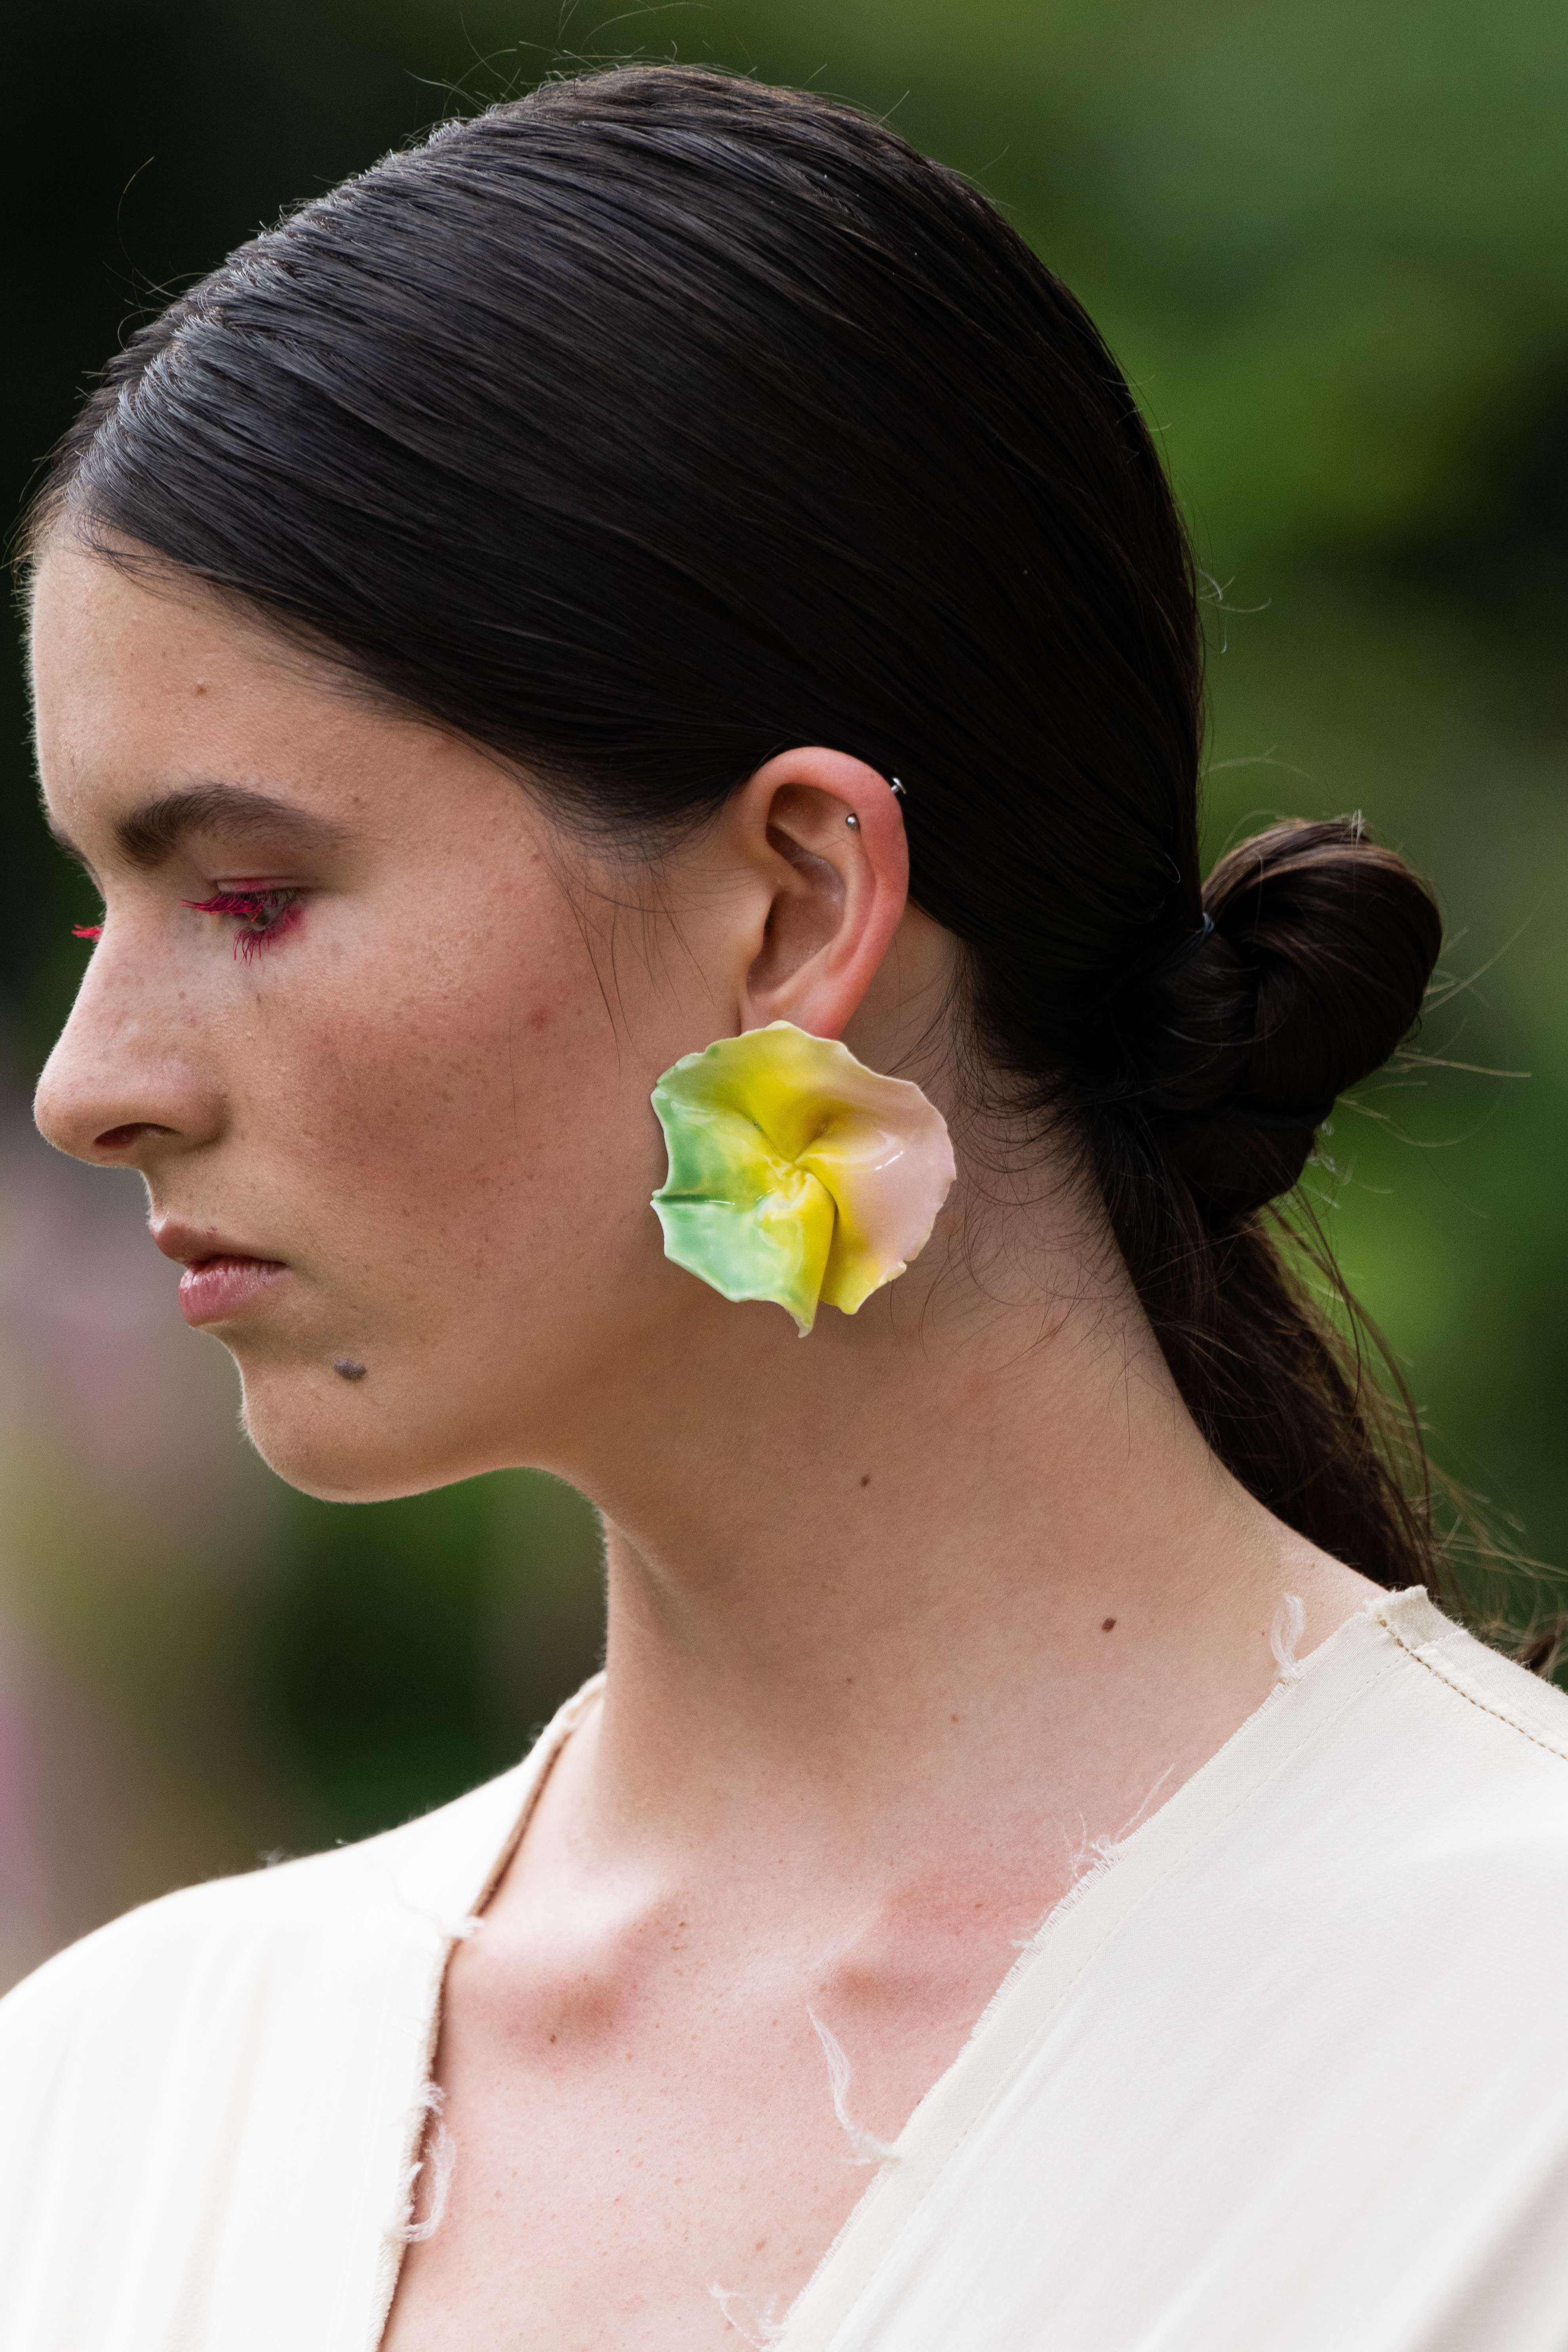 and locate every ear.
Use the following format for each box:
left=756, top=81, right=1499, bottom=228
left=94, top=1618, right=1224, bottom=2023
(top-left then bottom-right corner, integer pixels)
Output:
left=722, top=748, right=909, bottom=1039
